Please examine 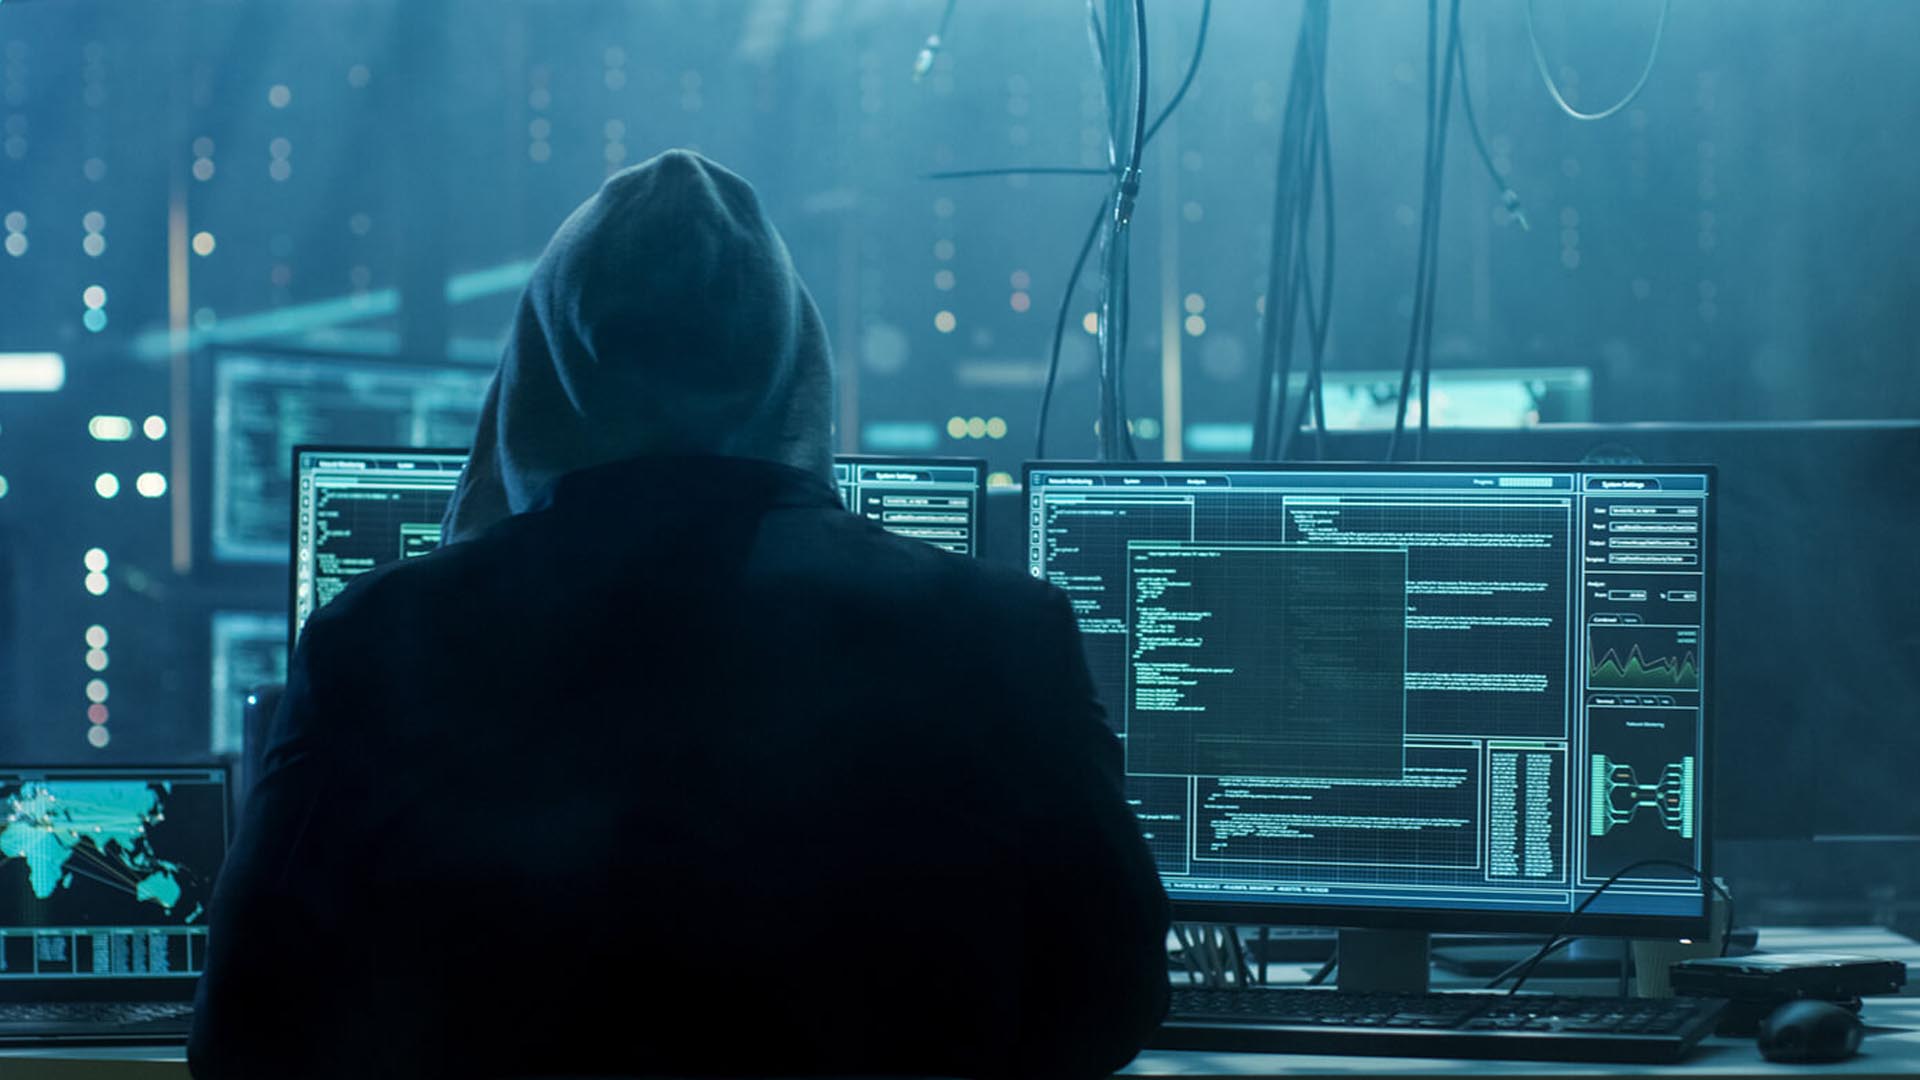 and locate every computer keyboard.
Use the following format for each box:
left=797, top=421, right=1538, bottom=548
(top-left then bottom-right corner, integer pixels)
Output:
left=0, top=1000, right=195, bottom=1044
left=1156, top=987, right=1729, bottom=1063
